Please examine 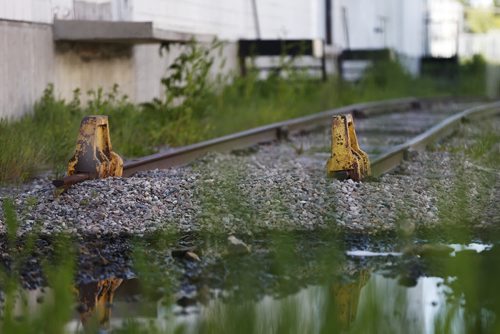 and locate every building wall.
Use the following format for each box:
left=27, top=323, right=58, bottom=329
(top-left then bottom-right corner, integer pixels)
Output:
left=0, top=20, right=54, bottom=119
left=0, top=0, right=325, bottom=119
left=460, top=30, right=500, bottom=62
left=330, top=0, right=427, bottom=75
left=0, top=0, right=129, bottom=22
left=0, top=0, right=53, bottom=23
left=53, top=42, right=136, bottom=103
left=0, top=19, right=241, bottom=119
left=331, top=0, right=426, bottom=56
left=131, top=0, right=322, bottom=40
left=426, top=0, right=463, bottom=58
left=0, top=0, right=323, bottom=39
left=0, top=0, right=470, bottom=119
